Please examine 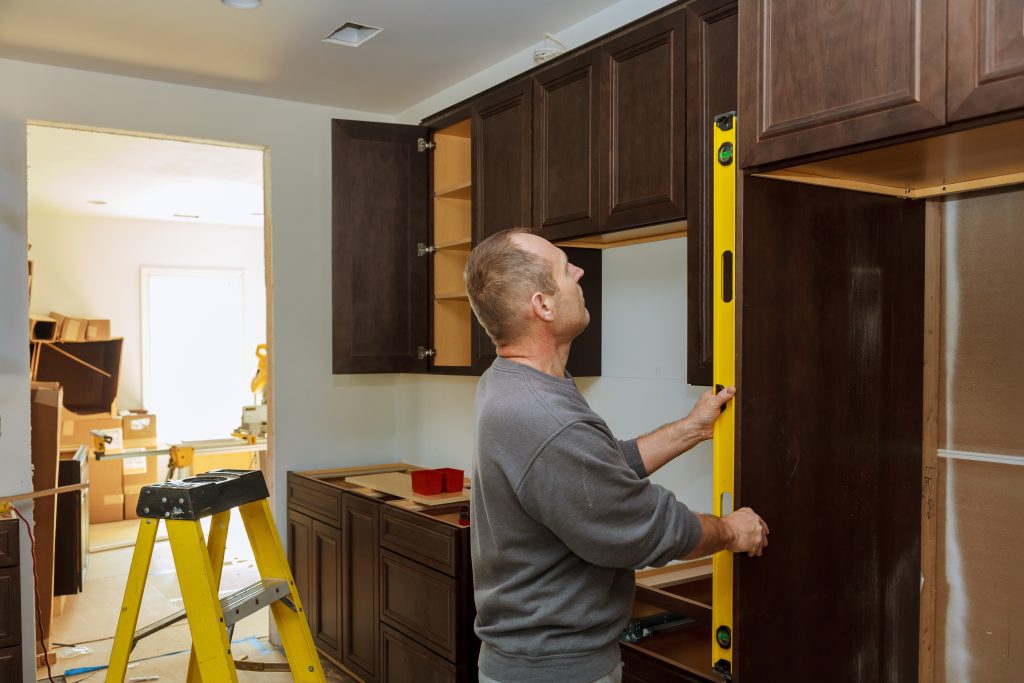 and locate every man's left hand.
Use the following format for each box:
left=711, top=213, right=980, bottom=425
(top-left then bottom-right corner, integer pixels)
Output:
left=687, top=386, right=735, bottom=440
